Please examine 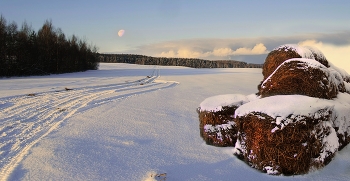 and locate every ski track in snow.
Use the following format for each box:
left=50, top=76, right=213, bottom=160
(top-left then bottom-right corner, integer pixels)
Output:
left=0, top=67, right=178, bottom=180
